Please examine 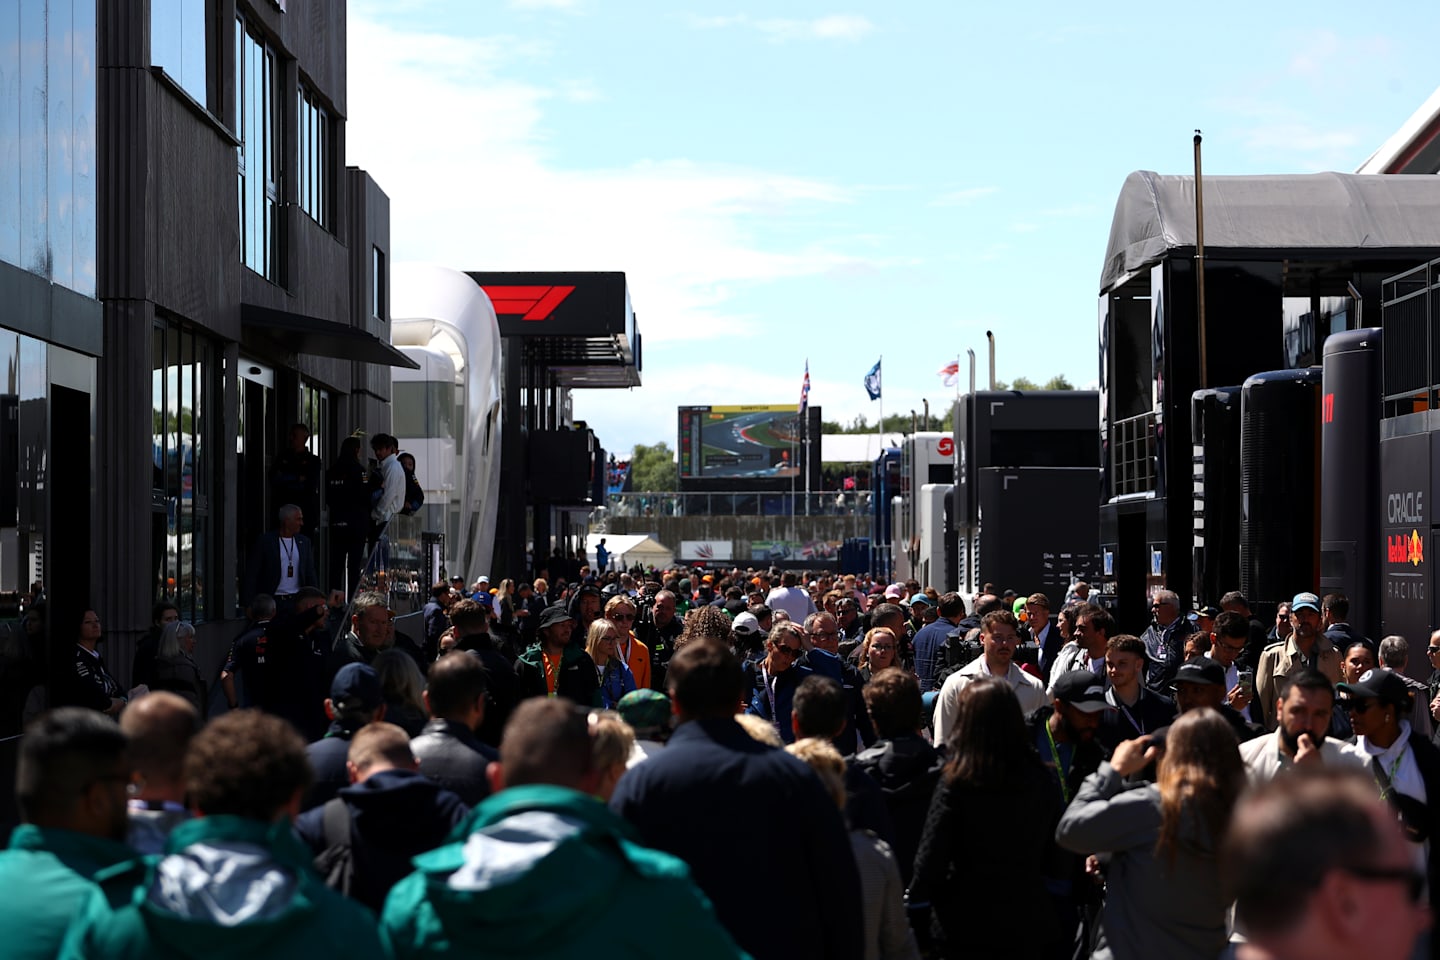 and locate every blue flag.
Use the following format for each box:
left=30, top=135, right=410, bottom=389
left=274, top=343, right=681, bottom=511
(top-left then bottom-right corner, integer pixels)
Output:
left=864, top=359, right=881, bottom=400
